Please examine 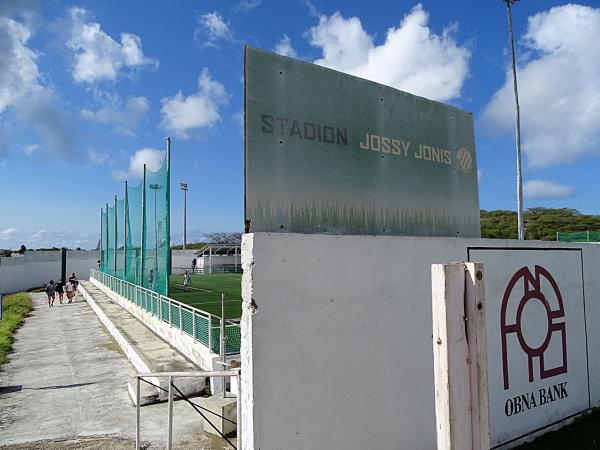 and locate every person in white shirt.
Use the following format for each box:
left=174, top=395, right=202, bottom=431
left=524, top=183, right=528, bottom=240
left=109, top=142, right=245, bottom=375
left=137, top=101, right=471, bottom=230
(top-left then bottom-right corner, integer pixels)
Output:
left=183, top=270, right=191, bottom=291
left=65, top=281, right=75, bottom=303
